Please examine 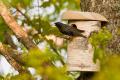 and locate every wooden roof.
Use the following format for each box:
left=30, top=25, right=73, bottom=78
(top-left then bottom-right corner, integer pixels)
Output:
left=62, top=11, right=108, bottom=22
